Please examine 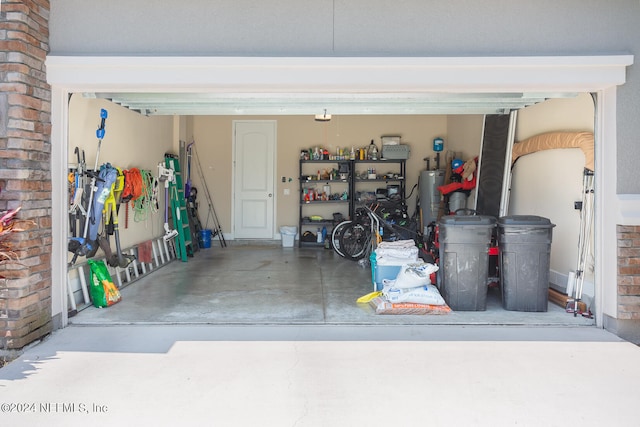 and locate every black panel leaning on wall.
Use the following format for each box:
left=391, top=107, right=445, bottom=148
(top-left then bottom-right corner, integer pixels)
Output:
left=476, top=114, right=510, bottom=218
